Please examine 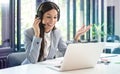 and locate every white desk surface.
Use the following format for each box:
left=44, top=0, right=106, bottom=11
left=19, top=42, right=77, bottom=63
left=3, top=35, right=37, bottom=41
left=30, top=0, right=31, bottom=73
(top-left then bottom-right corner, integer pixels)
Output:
left=104, top=42, right=120, bottom=52
left=105, top=42, right=120, bottom=47
left=0, top=54, right=120, bottom=74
